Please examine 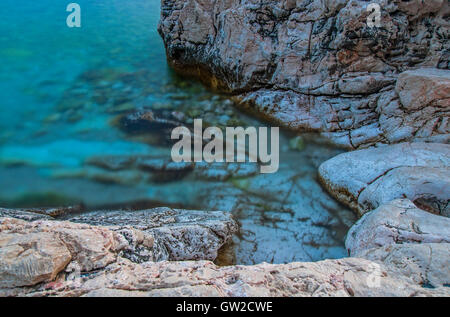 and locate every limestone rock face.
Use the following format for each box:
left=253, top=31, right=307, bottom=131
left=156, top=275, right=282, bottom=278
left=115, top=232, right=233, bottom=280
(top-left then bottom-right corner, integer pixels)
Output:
left=159, top=0, right=450, bottom=148
left=318, top=142, right=450, bottom=214
left=345, top=199, right=450, bottom=256
left=0, top=209, right=237, bottom=293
